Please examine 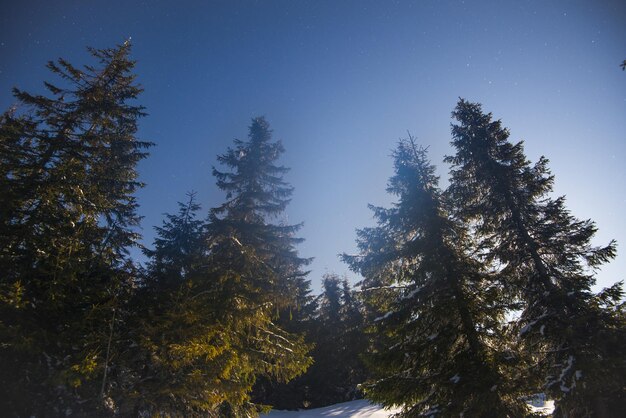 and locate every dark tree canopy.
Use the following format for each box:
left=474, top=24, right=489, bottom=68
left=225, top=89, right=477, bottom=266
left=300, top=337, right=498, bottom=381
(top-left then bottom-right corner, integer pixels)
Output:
left=253, top=273, right=368, bottom=411
left=0, top=41, right=152, bottom=415
left=2, top=40, right=623, bottom=418
left=117, top=118, right=313, bottom=417
left=344, top=138, right=528, bottom=417
left=446, top=99, right=625, bottom=417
